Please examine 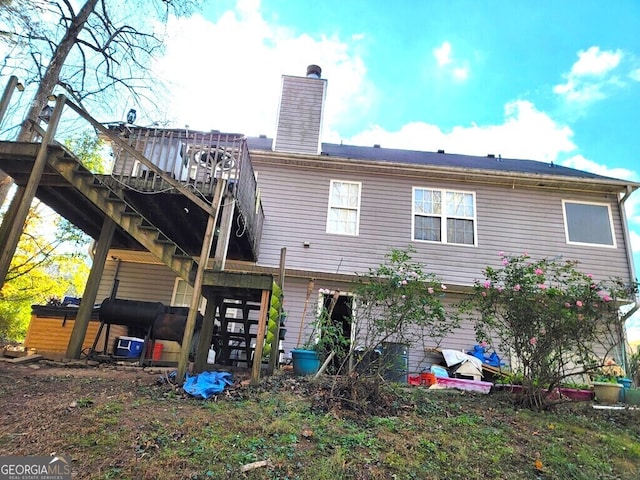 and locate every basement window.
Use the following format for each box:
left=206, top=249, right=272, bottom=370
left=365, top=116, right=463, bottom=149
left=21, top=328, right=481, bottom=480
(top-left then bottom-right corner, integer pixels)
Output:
left=563, top=200, right=615, bottom=247
left=413, top=187, right=476, bottom=246
left=326, top=180, right=362, bottom=235
left=171, top=278, right=207, bottom=314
